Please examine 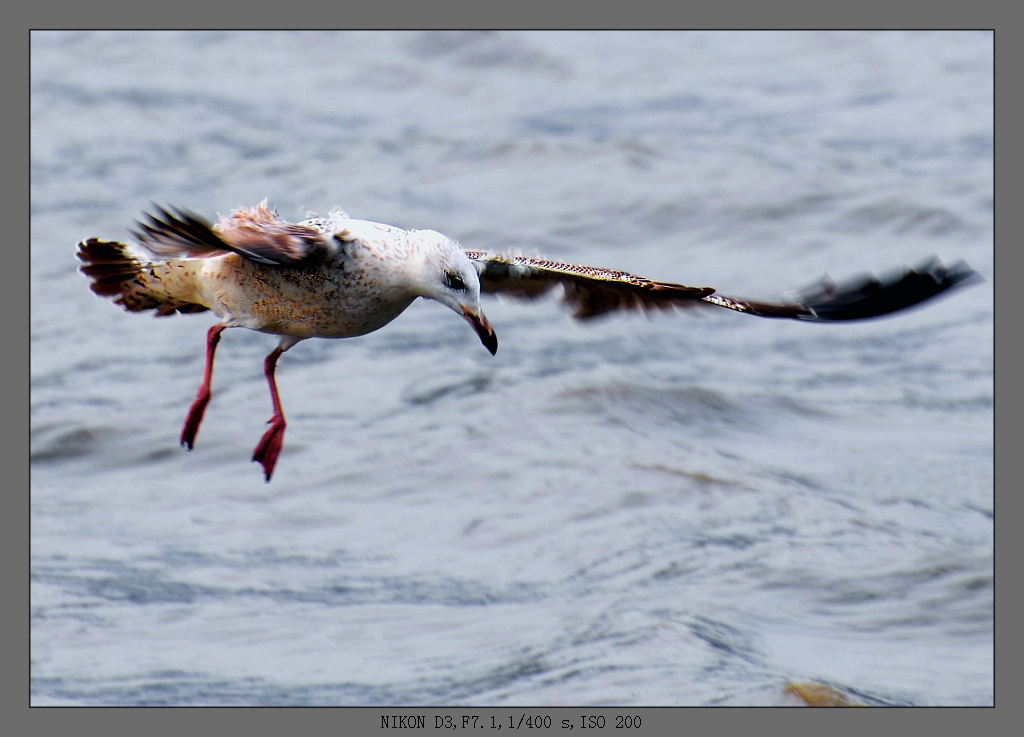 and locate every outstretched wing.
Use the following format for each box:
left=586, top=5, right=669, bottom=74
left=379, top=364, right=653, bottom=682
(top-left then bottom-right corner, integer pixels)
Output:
left=131, top=201, right=330, bottom=266
left=465, top=251, right=981, bottom=322
left=463, top=251, right=714, bottom=318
